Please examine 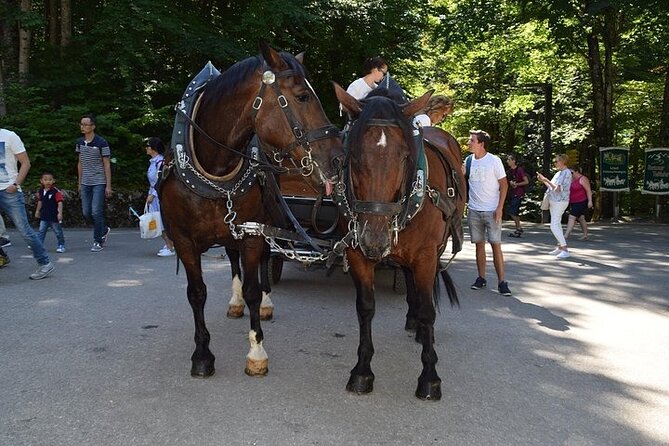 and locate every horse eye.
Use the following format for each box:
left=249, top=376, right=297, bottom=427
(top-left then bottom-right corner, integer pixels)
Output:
left=296, top=93, right=310, bottom=103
